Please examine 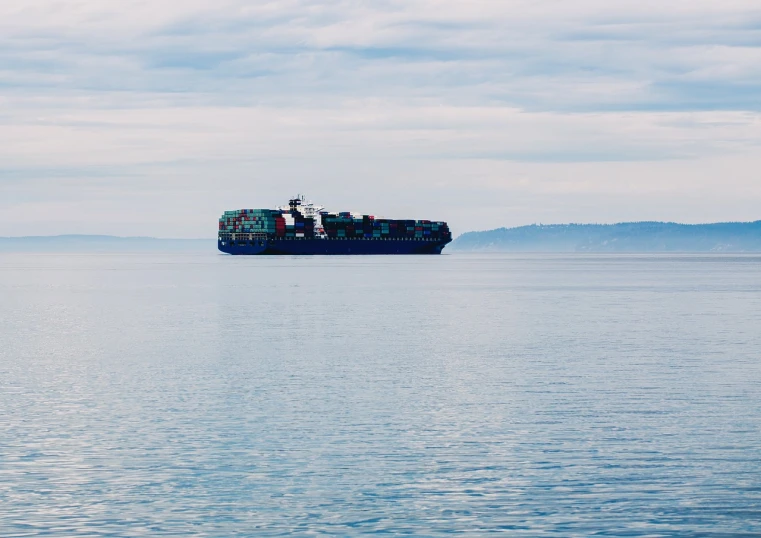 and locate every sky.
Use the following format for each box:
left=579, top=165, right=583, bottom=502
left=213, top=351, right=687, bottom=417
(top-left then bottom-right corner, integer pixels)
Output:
left=1, top=0, right=761, bottom=237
